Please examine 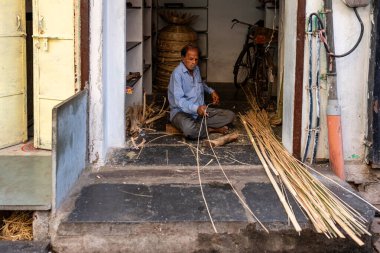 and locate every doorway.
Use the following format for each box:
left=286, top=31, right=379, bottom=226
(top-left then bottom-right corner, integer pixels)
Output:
left=117, top=0, right=283, bottom=166
left=0, top=0, right=80, bottom=210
